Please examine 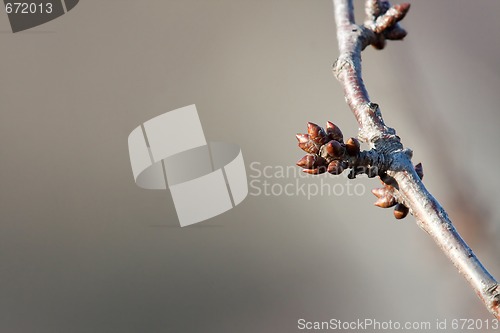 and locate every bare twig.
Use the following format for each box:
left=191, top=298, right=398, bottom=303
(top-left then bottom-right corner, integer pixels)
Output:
left=299, top=0, right=500, bottom=318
